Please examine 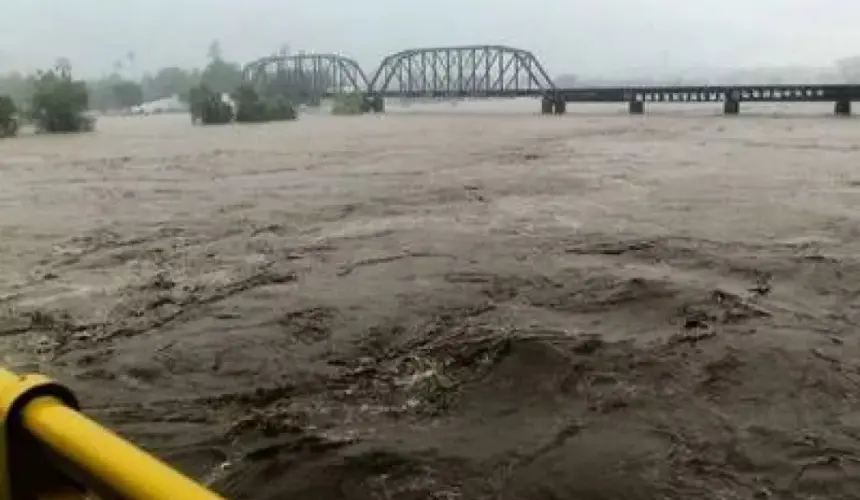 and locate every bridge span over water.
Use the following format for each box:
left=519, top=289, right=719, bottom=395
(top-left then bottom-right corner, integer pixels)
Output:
left=242, top=45, right=860, bottom=116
